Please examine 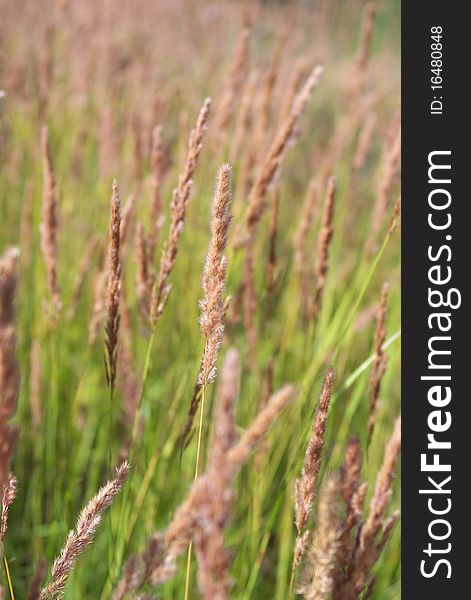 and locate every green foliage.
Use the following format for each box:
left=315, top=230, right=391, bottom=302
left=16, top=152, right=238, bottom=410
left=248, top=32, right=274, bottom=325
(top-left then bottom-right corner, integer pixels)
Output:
left=0, top=0, right=400, bottom=597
